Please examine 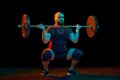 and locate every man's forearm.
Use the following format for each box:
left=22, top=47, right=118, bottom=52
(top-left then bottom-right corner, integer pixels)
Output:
left=74, top=29, right=80, bottom=43
left=42, top=29, right=51, bottom=44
